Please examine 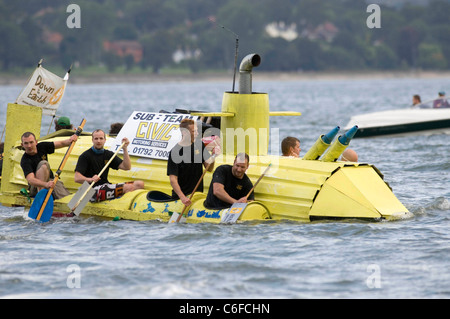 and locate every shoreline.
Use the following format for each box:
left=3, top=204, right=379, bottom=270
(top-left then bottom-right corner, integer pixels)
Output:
left=1, top=70, right=450, bottom=85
